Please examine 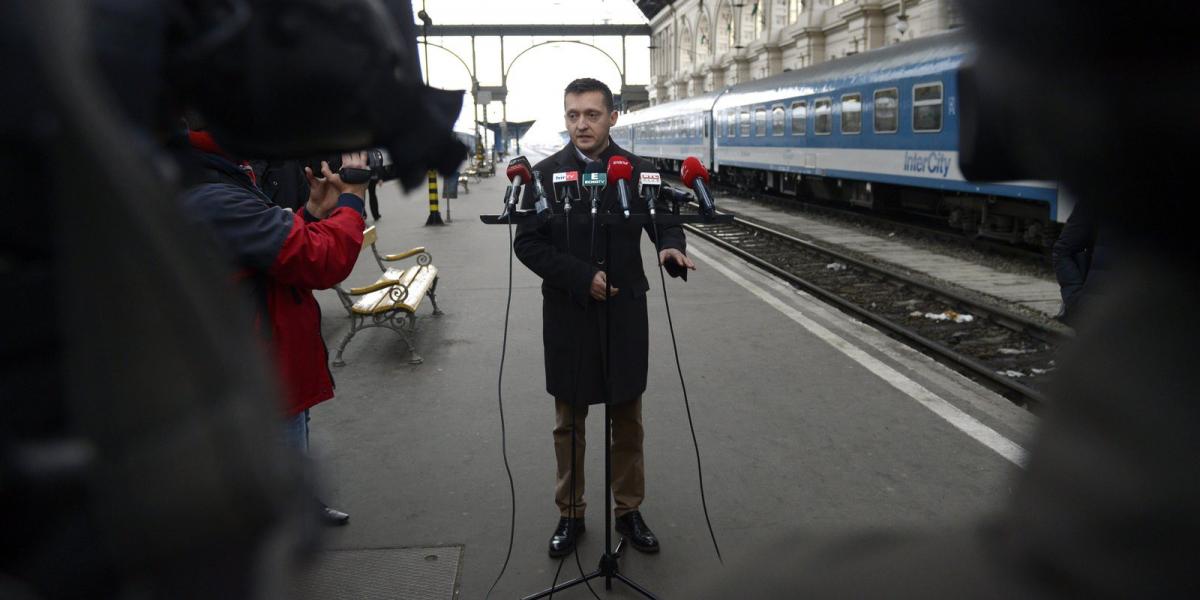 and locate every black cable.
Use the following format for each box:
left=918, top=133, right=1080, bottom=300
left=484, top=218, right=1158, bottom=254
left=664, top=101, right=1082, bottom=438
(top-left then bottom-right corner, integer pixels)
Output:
left=546, top=557, right=565, bottom=599
left=653, top=219, right=724, bottom=565
left=484, top=215, right=518, bottom=599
